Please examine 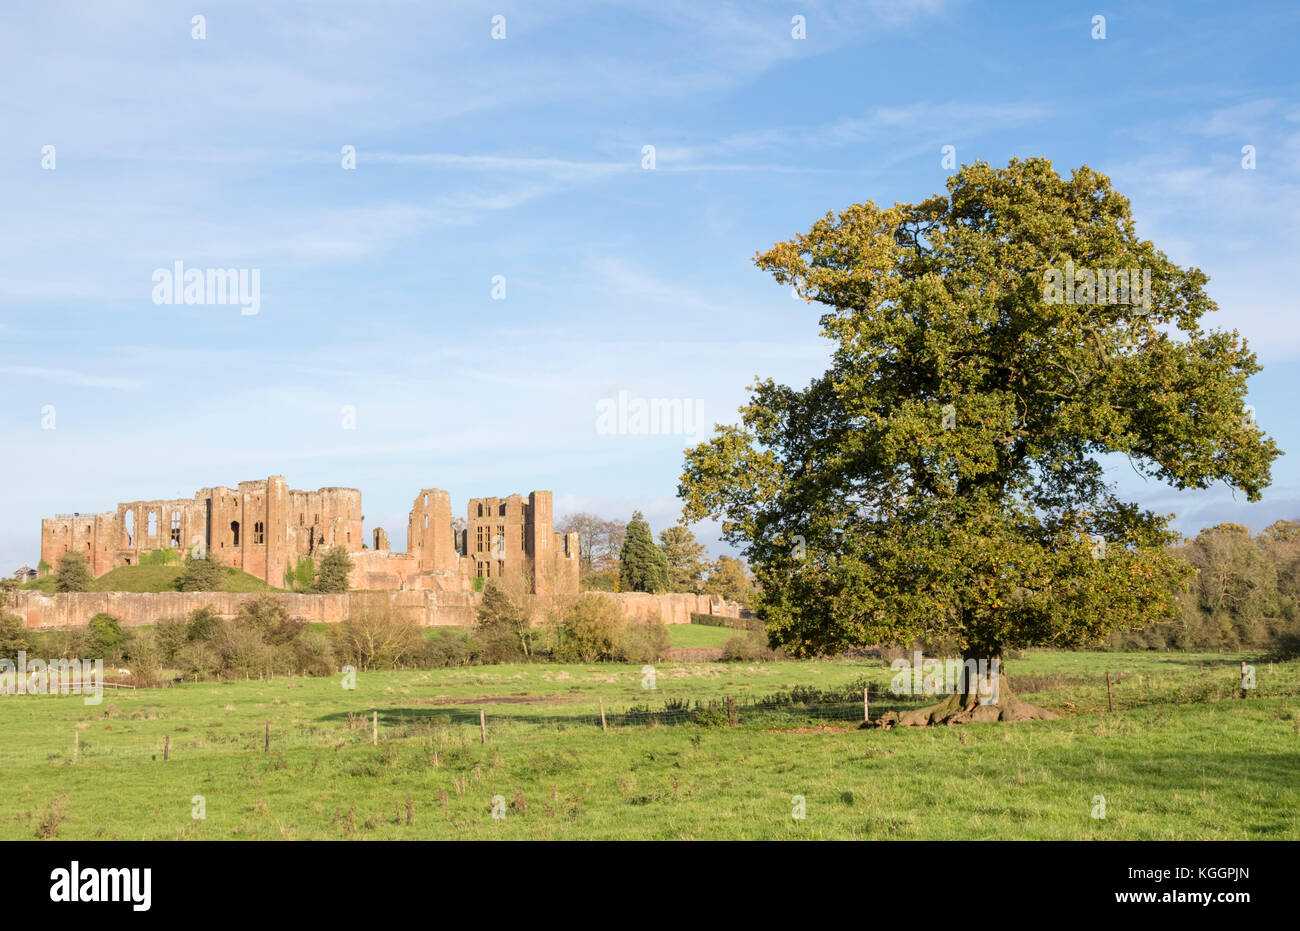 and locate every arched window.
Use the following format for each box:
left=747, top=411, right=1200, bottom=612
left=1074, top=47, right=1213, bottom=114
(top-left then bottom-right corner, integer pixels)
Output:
left=230, top=521, right=240, bottom=546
